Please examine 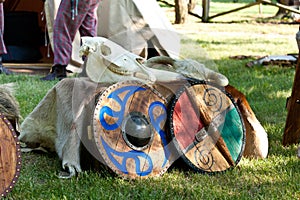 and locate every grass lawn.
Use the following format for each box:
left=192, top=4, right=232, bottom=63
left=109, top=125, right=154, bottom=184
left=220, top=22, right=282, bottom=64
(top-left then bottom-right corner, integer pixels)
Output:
left=1, top=1, right=300, bottom=199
